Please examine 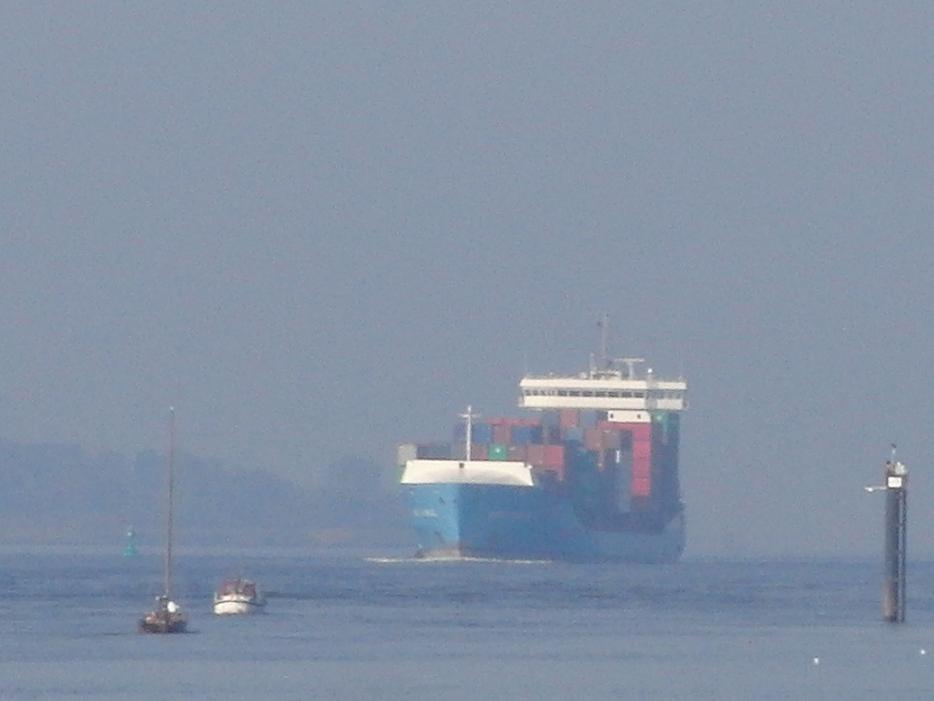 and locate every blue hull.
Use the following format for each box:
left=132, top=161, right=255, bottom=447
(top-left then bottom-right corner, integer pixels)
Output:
left=404, top=482, right=684, bottom=563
